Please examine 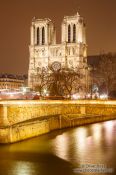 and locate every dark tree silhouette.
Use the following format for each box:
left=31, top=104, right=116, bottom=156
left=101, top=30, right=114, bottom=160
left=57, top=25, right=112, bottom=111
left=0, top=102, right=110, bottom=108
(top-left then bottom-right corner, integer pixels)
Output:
left=33, top=66, right=83, bottom=99
left=96, top=53, right=116, bottom=97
